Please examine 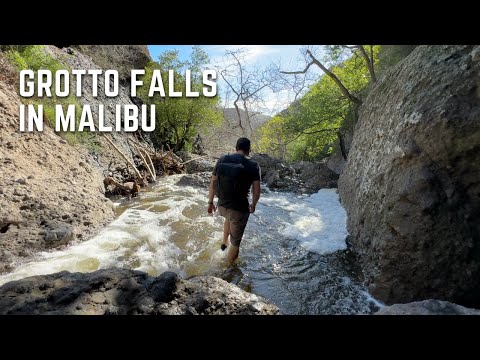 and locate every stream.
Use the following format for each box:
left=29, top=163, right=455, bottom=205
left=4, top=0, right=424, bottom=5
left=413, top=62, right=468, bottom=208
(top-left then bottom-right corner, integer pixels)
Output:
left=0, top=175, right=382, bottom=314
